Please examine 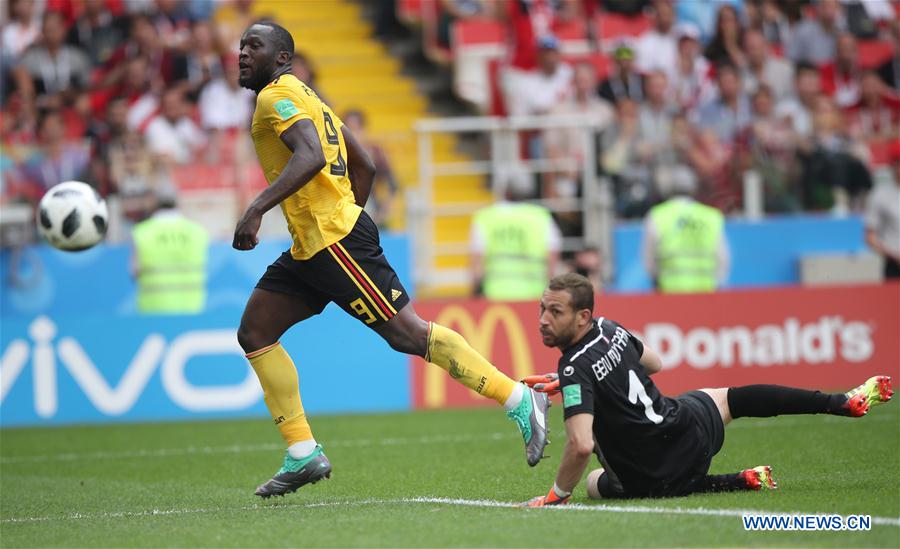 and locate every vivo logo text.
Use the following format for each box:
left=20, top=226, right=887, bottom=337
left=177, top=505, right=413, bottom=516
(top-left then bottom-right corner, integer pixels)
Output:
left=0, top=316, right=261, bottom=418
